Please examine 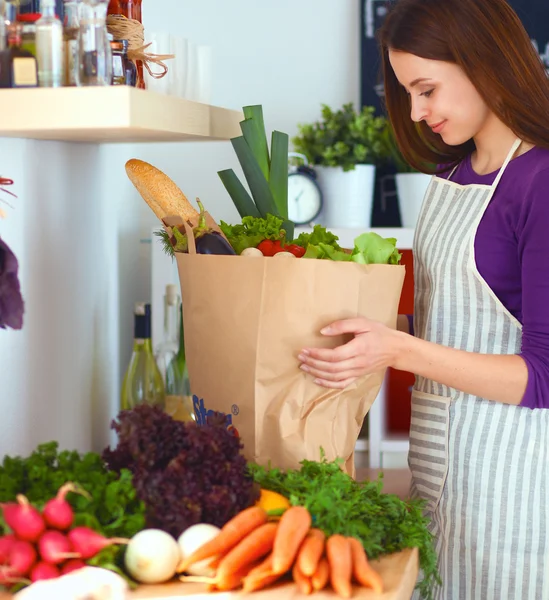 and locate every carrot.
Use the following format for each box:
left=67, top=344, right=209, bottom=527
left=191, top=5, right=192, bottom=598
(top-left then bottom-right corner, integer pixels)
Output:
left=212, top=559, right=261, bottom=591
left=242, top=554, right=284, bottom=593
left=176, top=506, right=267, bottom=573
left=296, top=528, right=325, bottom=577
left=311, top=557, right=330, bottom=591
left=348, top=537, right=383, bottom=593
left=216, top=522, right=278, bottom=586
left=245, top=552, right=274, bottom=579
left=243, top=571, right=284, bottom=593
left=326, top=535, right=353, bottom=598
left=292, top=561, right=313, bottom=595
left=271, top=506, right=312, bottom=574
